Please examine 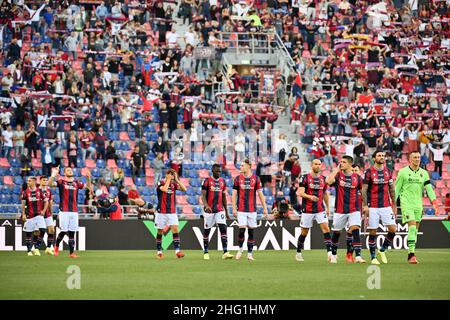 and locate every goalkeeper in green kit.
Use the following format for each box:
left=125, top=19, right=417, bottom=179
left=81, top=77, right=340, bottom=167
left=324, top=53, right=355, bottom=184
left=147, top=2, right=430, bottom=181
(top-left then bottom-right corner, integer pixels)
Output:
left=395, top=152, right=439, bottom=264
